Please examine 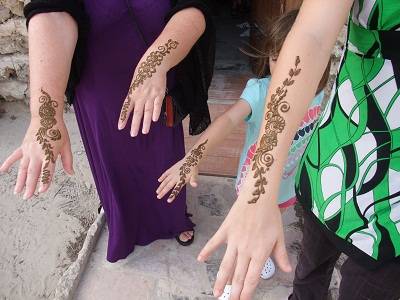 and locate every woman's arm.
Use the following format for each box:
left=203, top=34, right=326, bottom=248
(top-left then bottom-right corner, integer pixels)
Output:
left=156, top=100, right=251, bottom=201
left=198, top=1, right=354, bottom=299
left=0, top=13, right=77, bottom=199
left=117, top=7, right=207, bottom=136
left=29, top=13, right=77, bottom=116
